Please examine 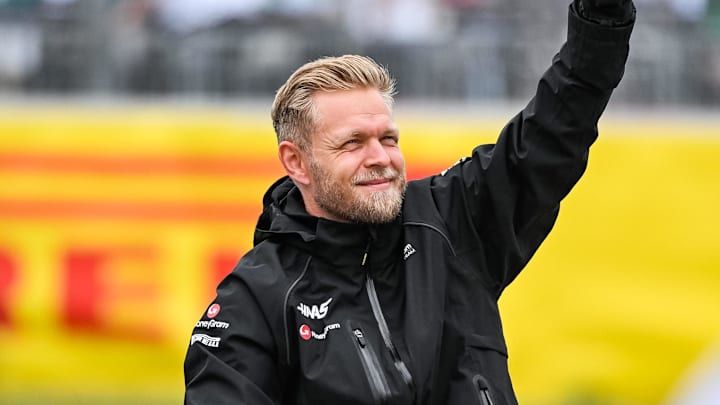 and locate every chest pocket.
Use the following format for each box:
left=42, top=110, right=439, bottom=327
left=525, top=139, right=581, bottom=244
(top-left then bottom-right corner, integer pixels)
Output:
left=466, top=334, right=508, bottom=358
left=294, top=319, right=414, bottom=405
